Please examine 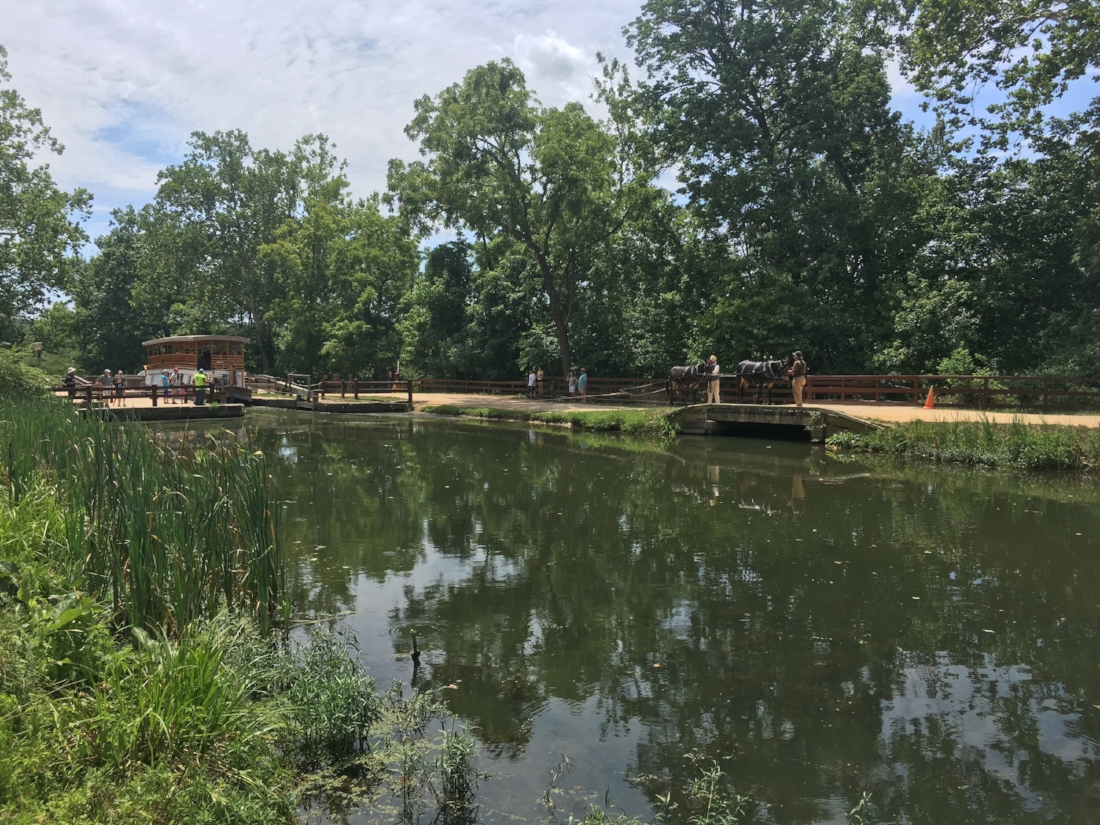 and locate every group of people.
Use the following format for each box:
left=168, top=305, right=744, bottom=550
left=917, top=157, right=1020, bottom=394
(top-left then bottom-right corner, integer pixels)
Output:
left=703, top=350, right=809, bottom=406
left=84, top=368, right=128, bottom=406
left=157, top=367, right=209, bottom=405
left=526, top=367, right=588, bottom=401
left=61, top=366, right=210, bottom=406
